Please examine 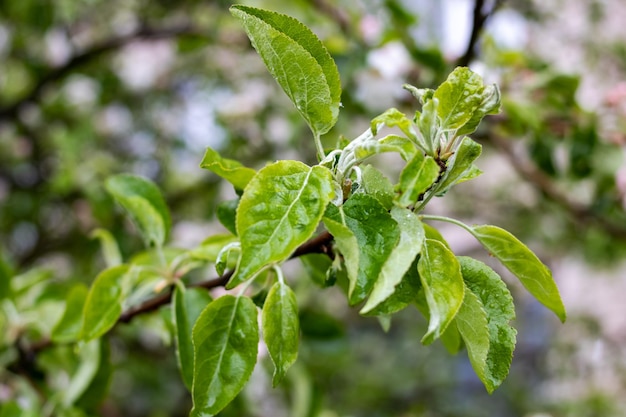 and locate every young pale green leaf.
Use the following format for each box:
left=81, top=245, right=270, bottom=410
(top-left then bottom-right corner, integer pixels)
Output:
left=172, top=285, right=213, bottom=390
left=436, top=137, right=482, bottom=194
left=51, top=283, right=88, bottom=343
left=370, top=108, right=417, bottom=140
left=457, top=84, right=501, bottom=136
left=361, top=208, right=424, bottom=314
left=354, top=135, right=417, bottom=162
left=470, top=225, right=566, bottom=322
left=191, top=295, right=259, bottom=417
left=230, top=161, right=333, bottom=288
left=416, top=99, right=439, bottom=154
left=105, top=174, right=171, bottom=247
left=90, top=228, right=122, bottom=267
left=360, top=165, right=395, bottom=210
left=440, top=321, right=462, bottom=354
left=418, top=239, right=465, bottom=345
left=81, top=265, right=130, bottom=341
left=395, top=152, right=440, bottom=207
left=216, top=198, right=239, bottom=235
left=200, top=147, right=256, bottom=191
left=433, top=67, right=485, bottom=131
left=324, top=194, right=400, bottom=305
left=230, top=5, right=341, bottom=137
left=422, top=222, right=451, bottom=249
left=455, top=287, right=490, bottom=389
left=458, top=256, right=517, bottom=392
left=262, top=281, right=299, bottom=387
